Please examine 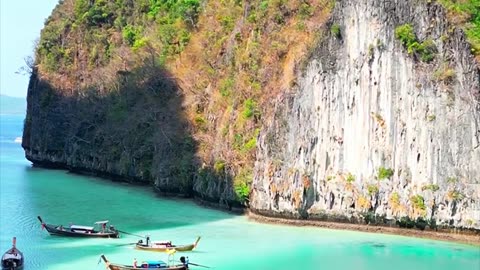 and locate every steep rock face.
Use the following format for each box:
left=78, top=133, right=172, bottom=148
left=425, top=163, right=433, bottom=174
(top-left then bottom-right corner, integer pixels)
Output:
left=22, top=0, right=332, bottom=210
left=22, top=67, right=240, bottom=207
left=251, top=0, right=480, bottom=228
left=22, top=66, right=199, bottom=195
